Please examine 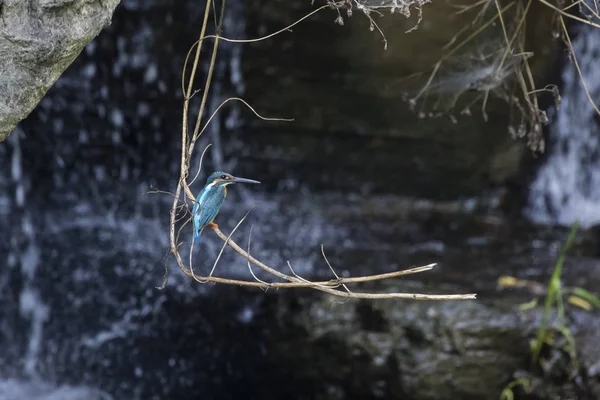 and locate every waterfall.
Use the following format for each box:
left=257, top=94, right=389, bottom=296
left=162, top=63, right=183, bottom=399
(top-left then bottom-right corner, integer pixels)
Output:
left=526, top=23, right=600, bottom=228
left=0, top=2, right=332, bottom=398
